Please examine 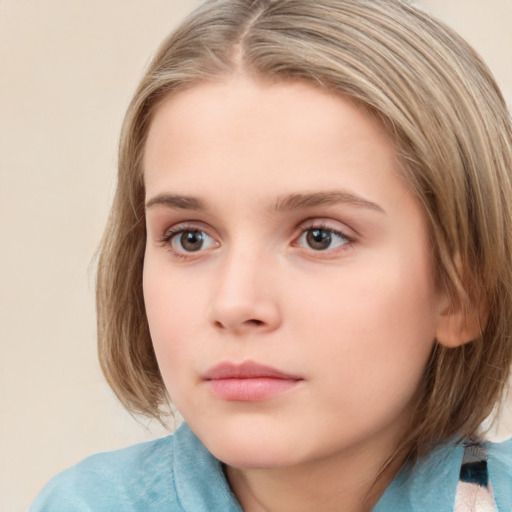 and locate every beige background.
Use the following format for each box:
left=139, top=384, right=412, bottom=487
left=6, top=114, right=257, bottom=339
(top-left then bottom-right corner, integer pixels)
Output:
left=1, top=1, right=511, bottom=511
